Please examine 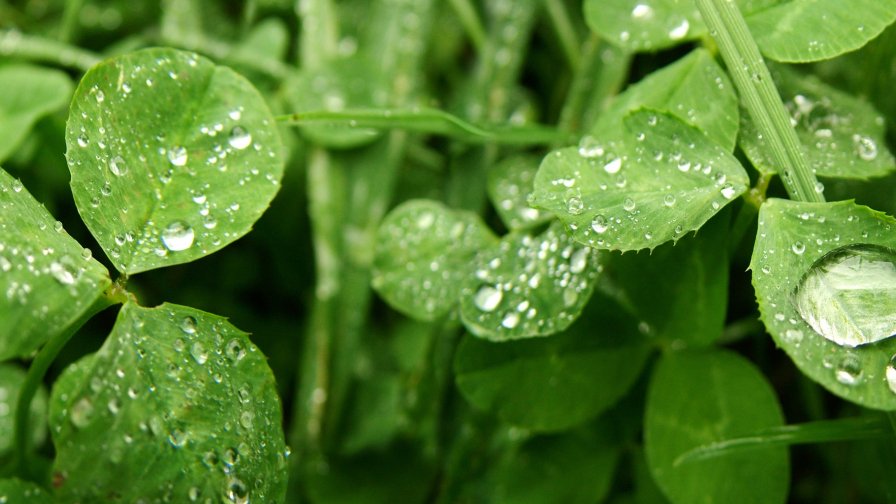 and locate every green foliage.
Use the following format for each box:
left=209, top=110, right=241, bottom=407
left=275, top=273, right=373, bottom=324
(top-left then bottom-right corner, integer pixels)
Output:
left=66, top=48, right=284, bottom=274
left=2, top=1, right=896, bottom=503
